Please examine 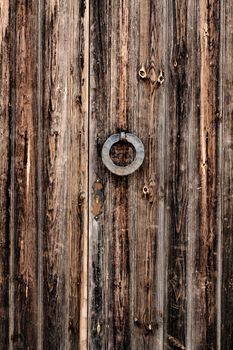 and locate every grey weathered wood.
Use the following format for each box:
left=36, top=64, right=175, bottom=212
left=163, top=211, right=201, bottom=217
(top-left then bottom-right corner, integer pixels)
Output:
left=186, top=1, right=200, bottom=348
